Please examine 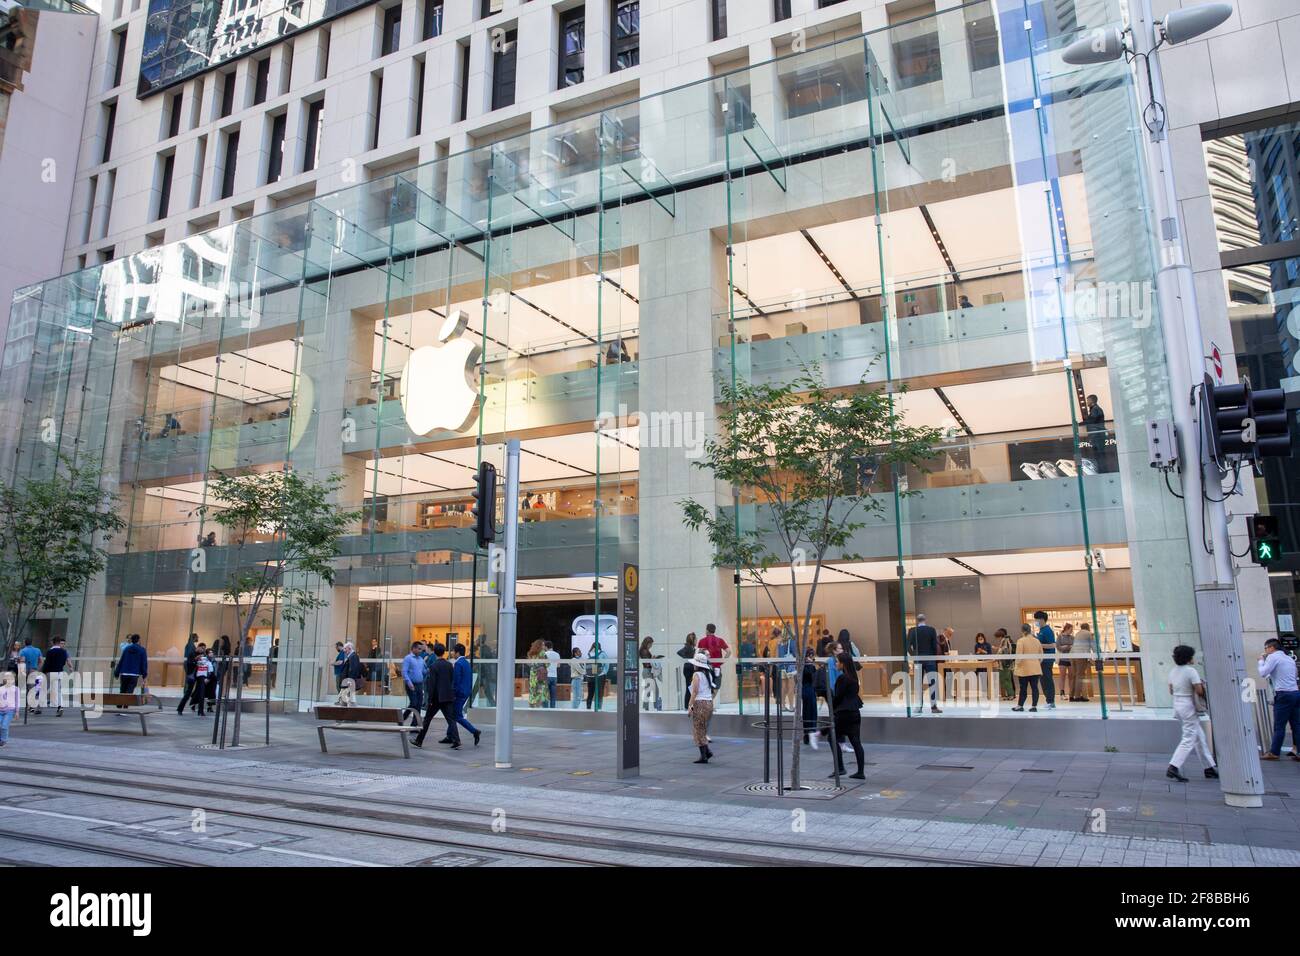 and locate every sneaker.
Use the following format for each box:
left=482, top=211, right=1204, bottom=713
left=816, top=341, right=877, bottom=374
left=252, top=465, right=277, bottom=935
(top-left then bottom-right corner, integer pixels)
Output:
left=1289, top=751, right=1300, bottom=762
left=1046, top=703, right=1056, bottom=710
left=849, top=771, right=866, bottom=780
left=411, top=739, right=424, bottom=749
left=1011, top=706, right=1024, bottom=712
left=840, top=743, right=853, bottom=753
left=1167, top=765, right=1189, bottom=782
left=473, top=730, right=482, bottom=747
left=1204, top=767, right=1219, bottom=779
left=930, top=706, right=942, bottom=714
left=1029, top=707, right=1037, bottom=713
left=808, top=735, right=819, bottom=751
